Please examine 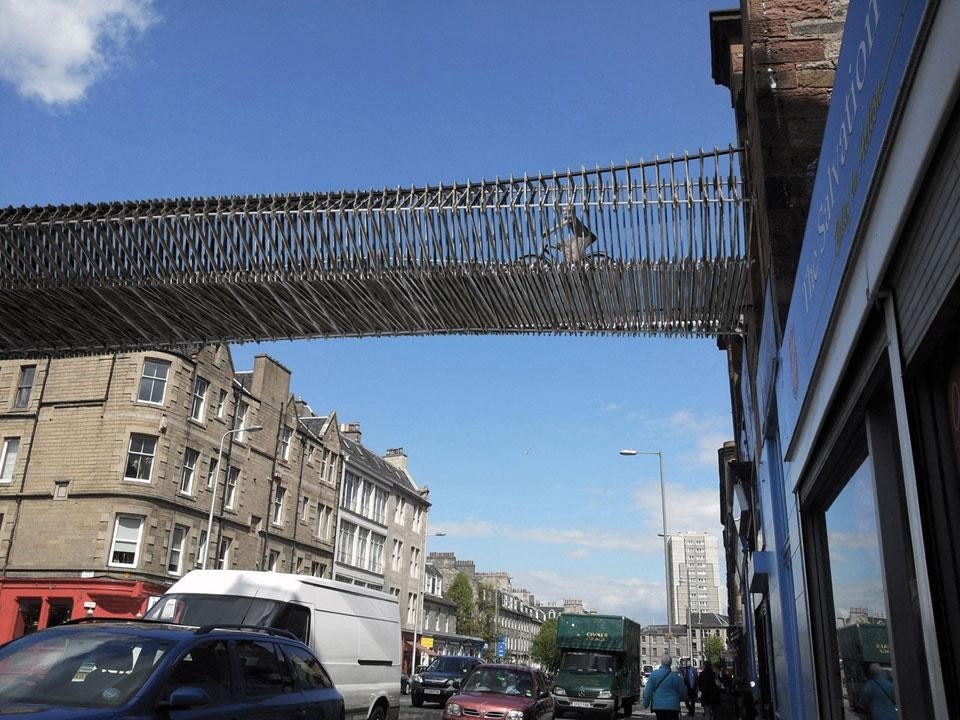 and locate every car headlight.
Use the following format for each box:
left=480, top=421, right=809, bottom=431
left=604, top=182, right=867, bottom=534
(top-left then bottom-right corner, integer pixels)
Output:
left=413, top=675, right=423, bottom=683
left=446, top=703, right=462, bottom=716
left=597, top=689, right=612, bottom=699
left=505, top=711, right=524, bottom=720
left=552, top=686, right=566, bottom=696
